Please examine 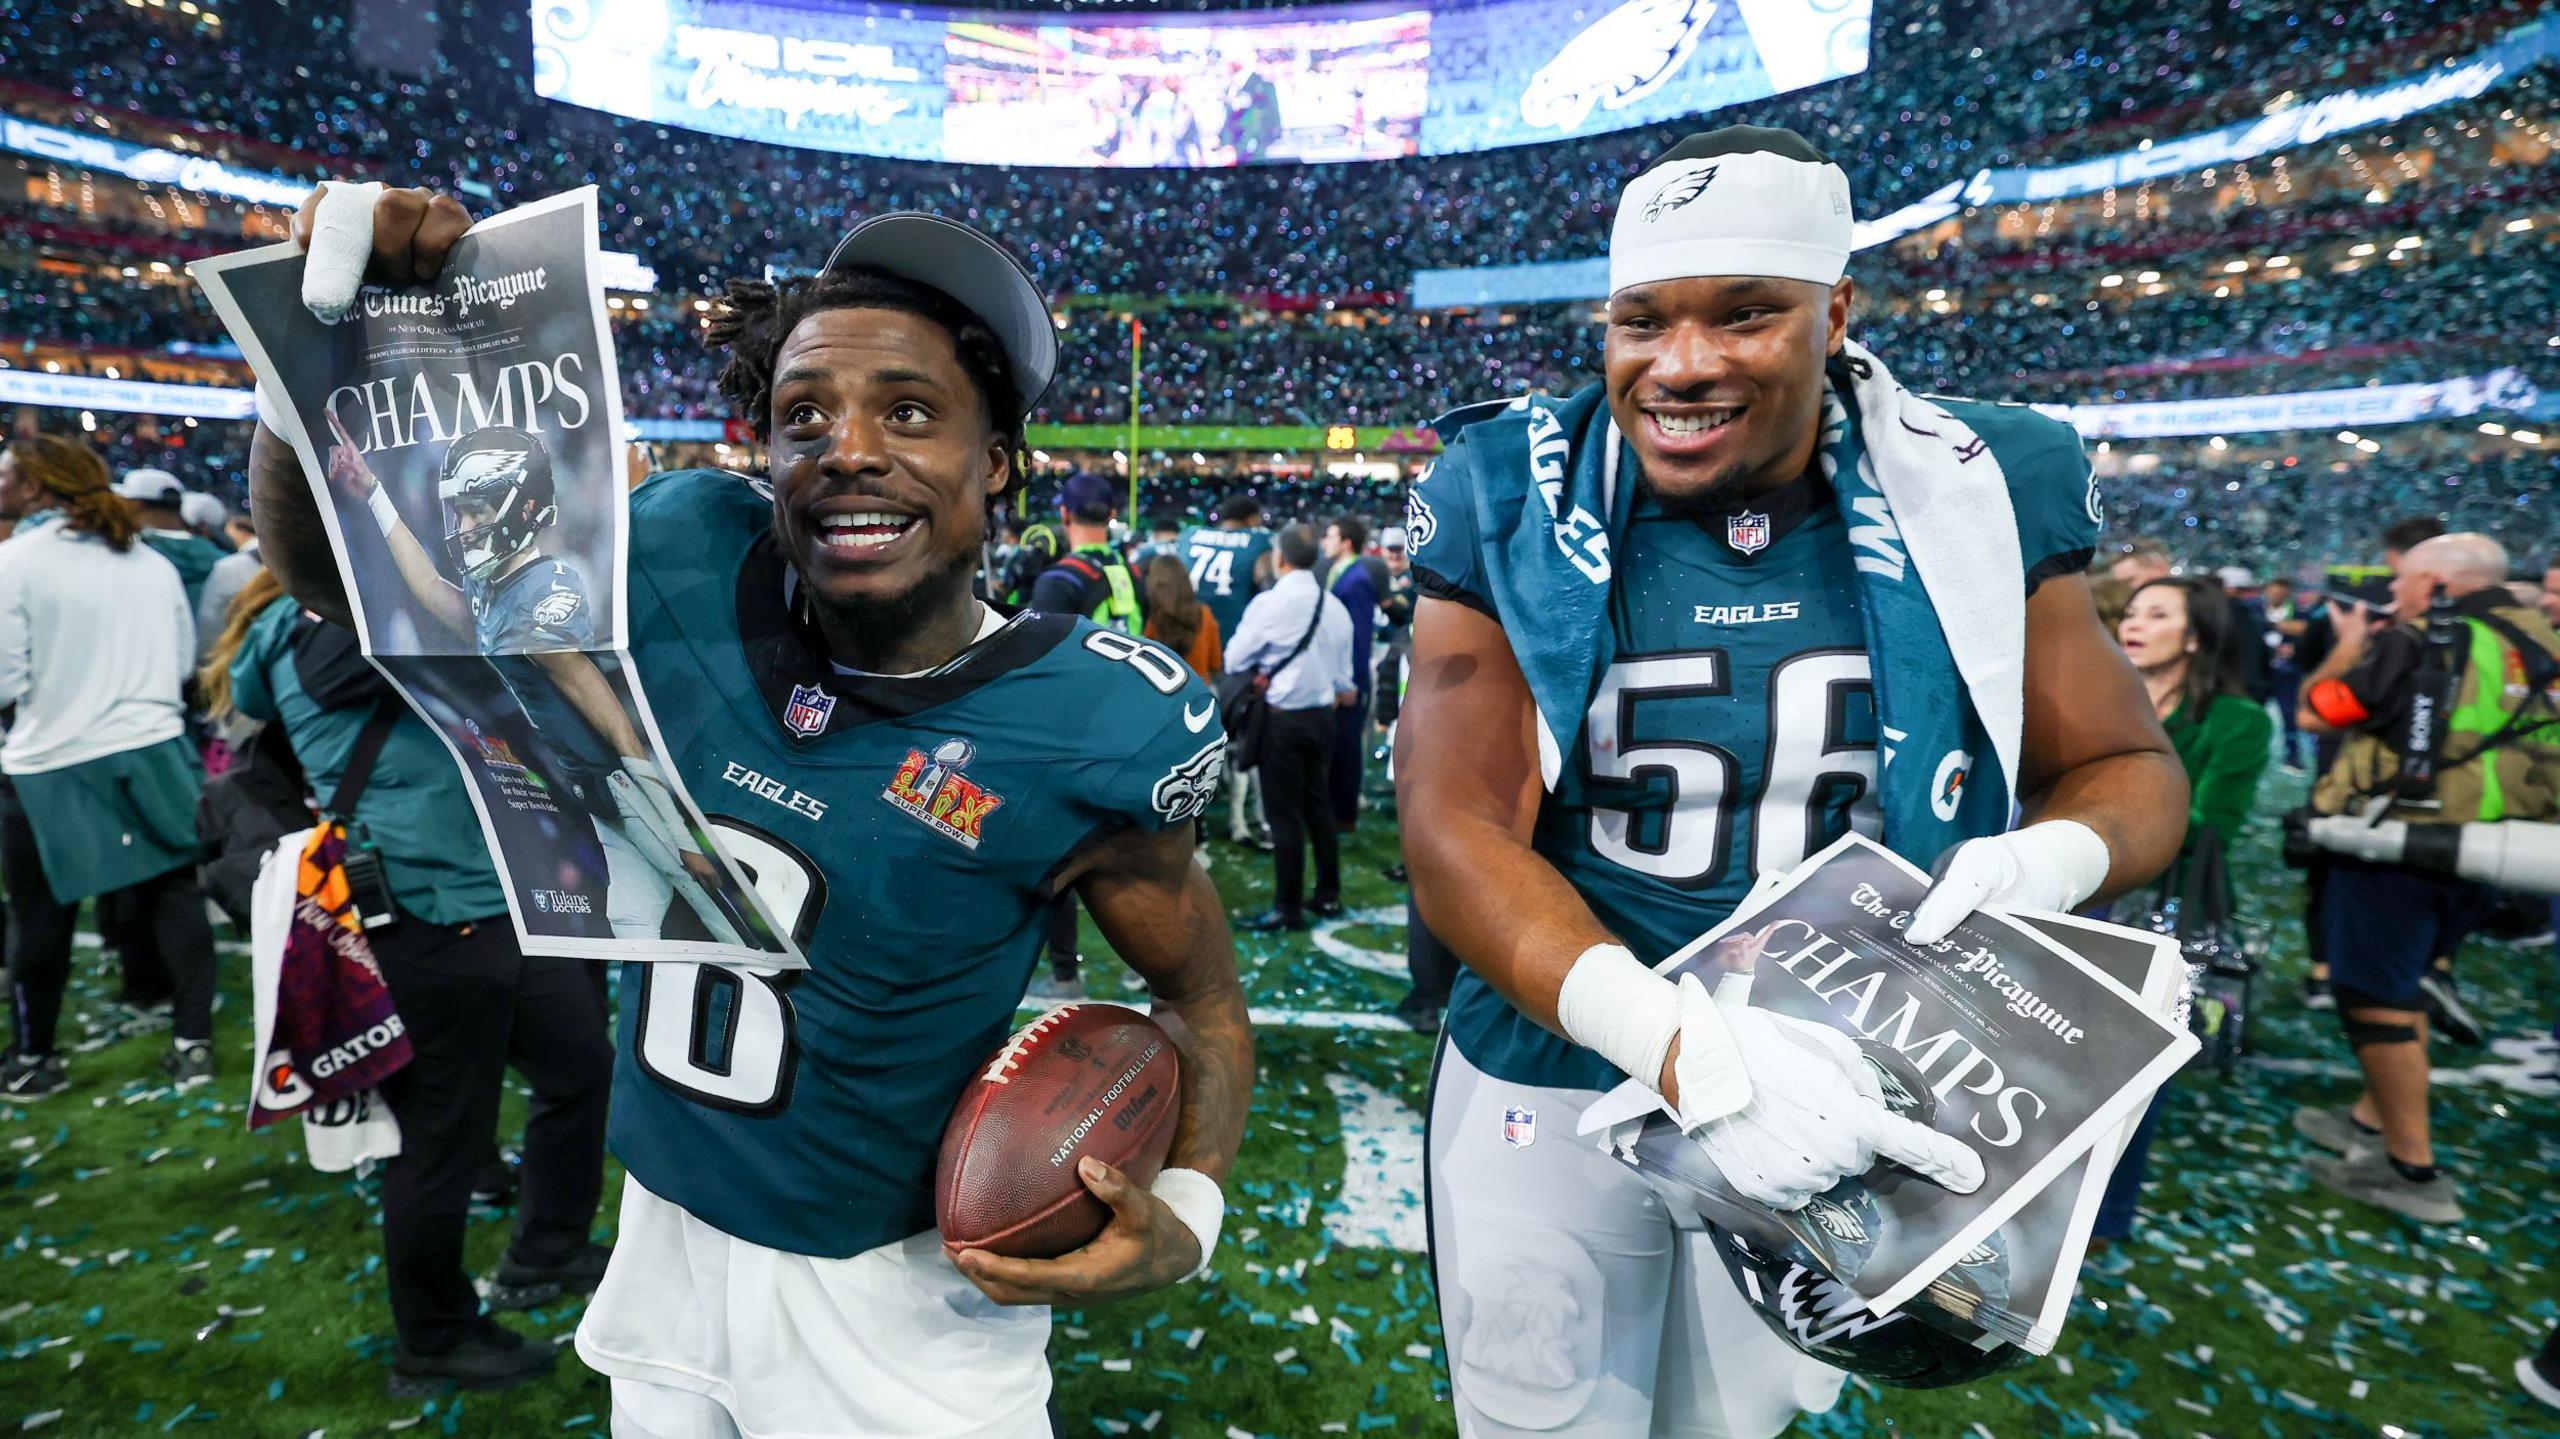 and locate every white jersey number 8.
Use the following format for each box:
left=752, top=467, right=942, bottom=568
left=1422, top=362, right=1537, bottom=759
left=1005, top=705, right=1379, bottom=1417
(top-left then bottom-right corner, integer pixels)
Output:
left=633, top=819, right=822, bottom=1115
